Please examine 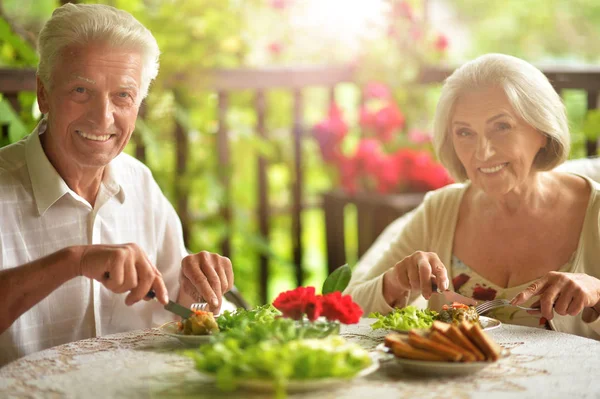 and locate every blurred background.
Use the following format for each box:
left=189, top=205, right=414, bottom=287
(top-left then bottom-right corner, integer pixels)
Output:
left=1, top=0, right=599, bottom=306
